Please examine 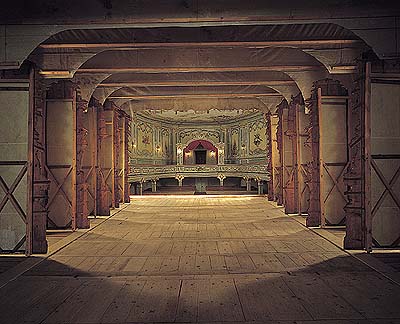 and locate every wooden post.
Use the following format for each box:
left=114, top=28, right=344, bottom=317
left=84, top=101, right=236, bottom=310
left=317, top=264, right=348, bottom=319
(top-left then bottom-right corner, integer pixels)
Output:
left=364, top=62, right=372, bottom=252
left=113, top=108, right=121, bottom=208
left=317, top=87, right=325, bottom=227
left=96, top=104, right=110, bottom=216
left=306, top=87, right=321, bottom=227
left=271, top=114, right=282, bottom=204
left=266, top=112, right=274, bottom=201
left=344, top=61, right=372, bottom=250
left=295, top=99, right=302, bottom=214
left=308, top=79, right=349, bottom=228
left=124, top=116, right=131, bottom=203
left=71, top=90, right=77, bottom=230
left=281, top=99, right=297, bottom=214
left=90, top=102, right=98, bottom=215
left=75, top=97, right=90, bottom=229
left=27, top=66, right=49, bottom=254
